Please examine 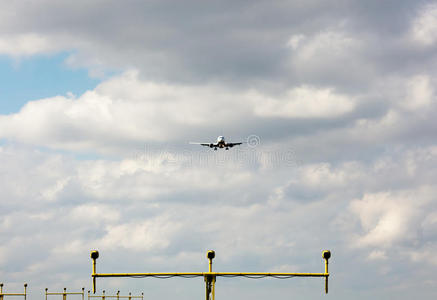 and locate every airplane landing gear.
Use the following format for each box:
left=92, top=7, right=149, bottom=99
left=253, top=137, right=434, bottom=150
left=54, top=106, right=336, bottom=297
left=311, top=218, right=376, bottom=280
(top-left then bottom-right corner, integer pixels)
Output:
left=214, top=148, right=217, bottom=151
